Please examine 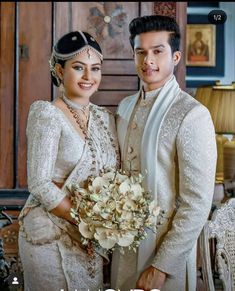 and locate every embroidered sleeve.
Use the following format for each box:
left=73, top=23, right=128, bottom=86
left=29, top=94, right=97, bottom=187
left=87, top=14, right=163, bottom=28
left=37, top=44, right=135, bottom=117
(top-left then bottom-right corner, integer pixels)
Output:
left=26, top=101, right=67, bottom=211
left=152, top=105, right=217, bottom=276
